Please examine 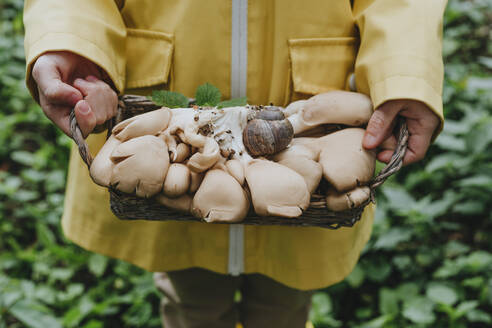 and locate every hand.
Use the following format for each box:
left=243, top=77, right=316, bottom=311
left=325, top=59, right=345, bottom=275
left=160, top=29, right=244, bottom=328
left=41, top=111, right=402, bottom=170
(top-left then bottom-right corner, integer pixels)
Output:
left=31, top=51, right=117, bottom=138
left=362, top=99, right=440, bottom=165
